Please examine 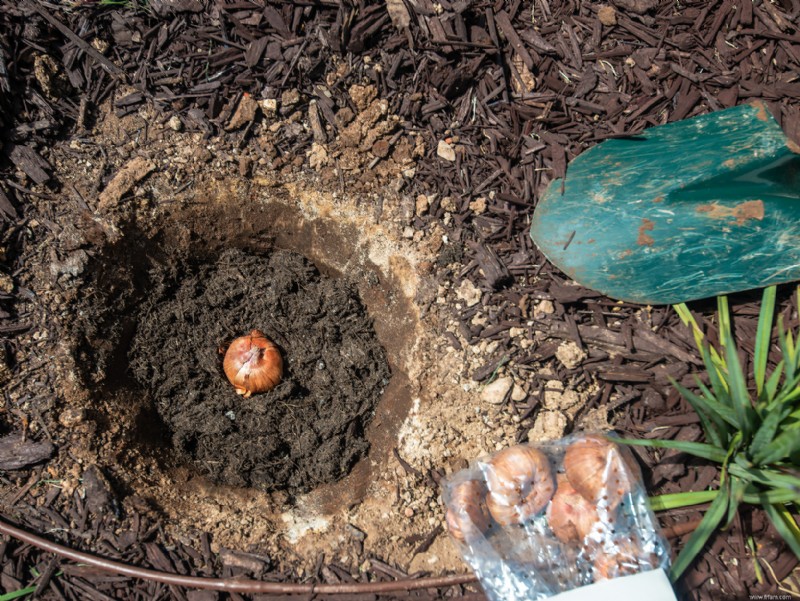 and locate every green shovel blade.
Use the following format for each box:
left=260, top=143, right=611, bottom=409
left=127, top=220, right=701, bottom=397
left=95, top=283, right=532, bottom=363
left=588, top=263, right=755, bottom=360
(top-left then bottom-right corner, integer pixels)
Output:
left=530, top=102, right=800, bottom=305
